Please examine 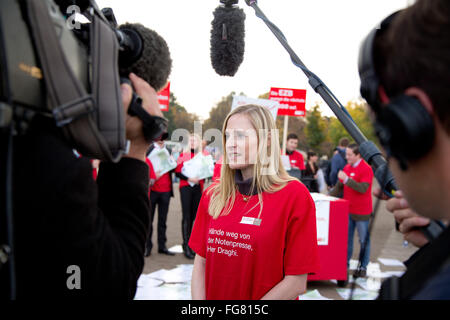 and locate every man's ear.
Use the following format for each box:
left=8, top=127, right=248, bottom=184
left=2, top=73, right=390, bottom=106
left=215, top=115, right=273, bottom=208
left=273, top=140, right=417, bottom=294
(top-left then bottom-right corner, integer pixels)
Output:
left=404, top=87, right=434, bottom=115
